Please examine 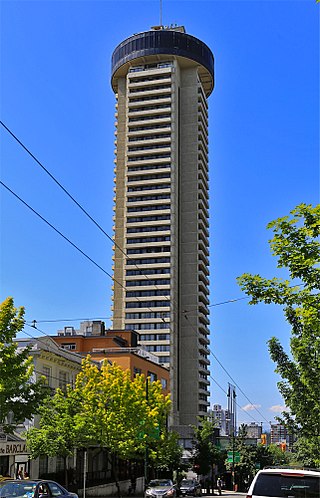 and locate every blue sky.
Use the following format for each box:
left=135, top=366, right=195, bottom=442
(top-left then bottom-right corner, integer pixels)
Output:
left=1, top=0, right=319, bottom=430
